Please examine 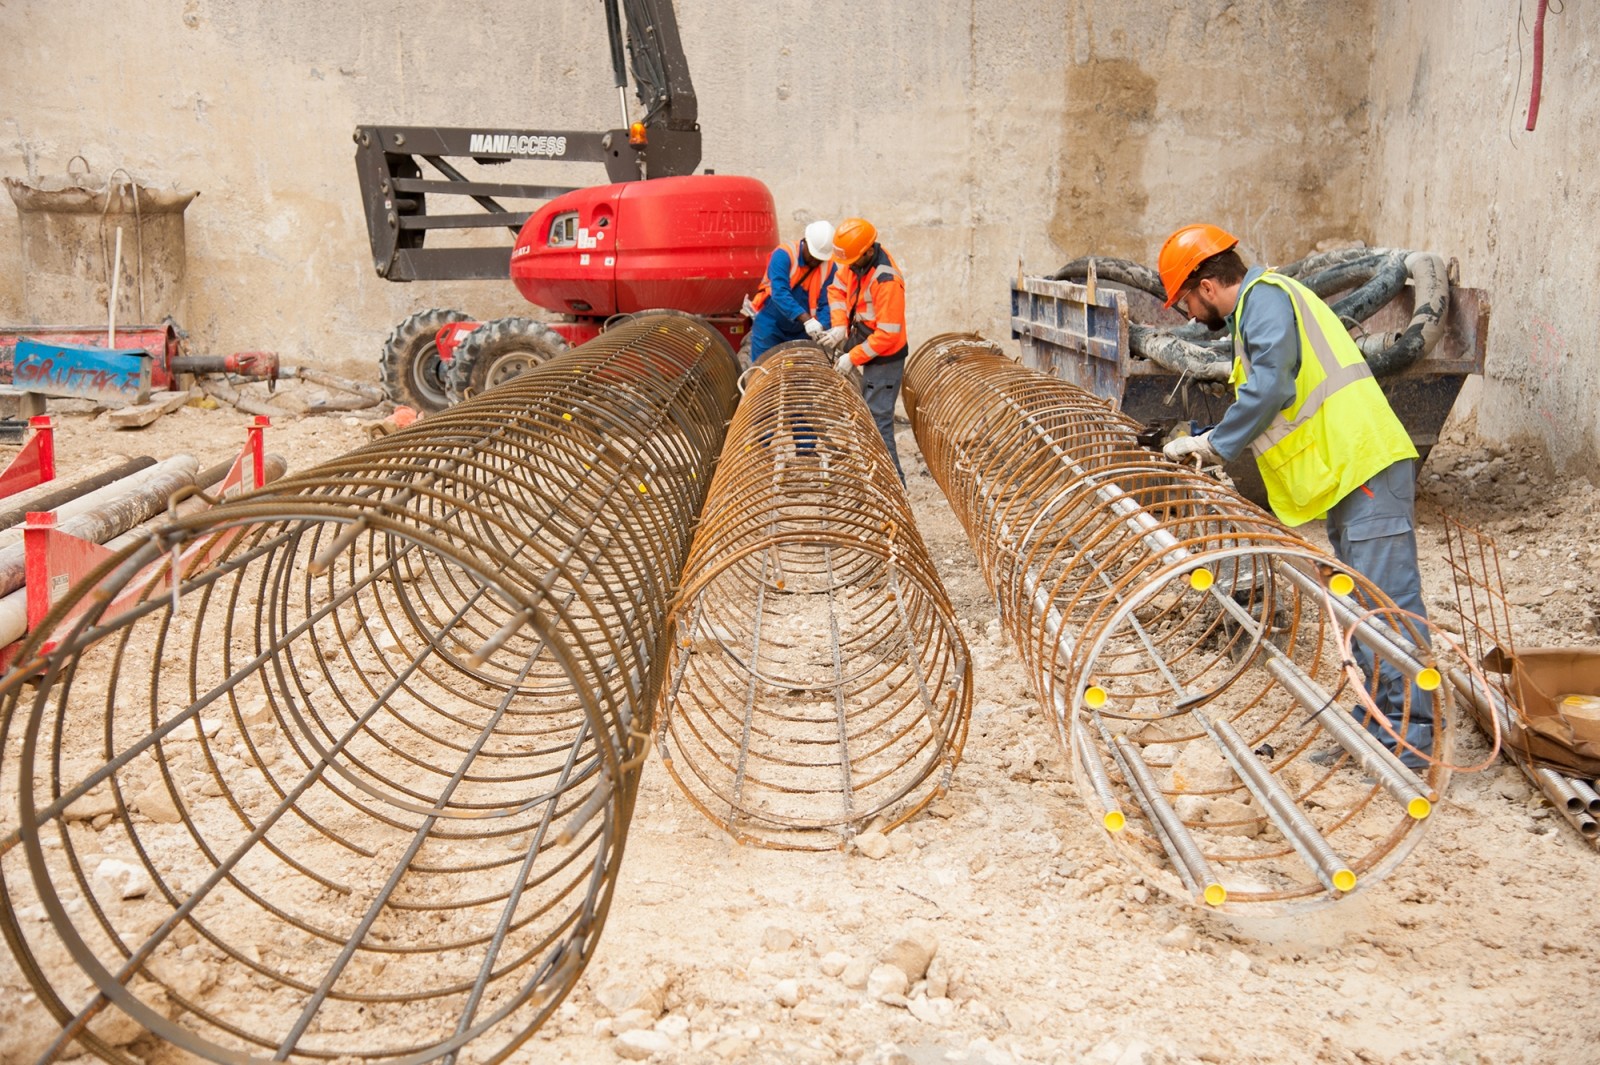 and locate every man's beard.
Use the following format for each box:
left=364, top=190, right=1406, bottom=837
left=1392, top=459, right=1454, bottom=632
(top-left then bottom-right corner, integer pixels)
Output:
left=1191, top=294, right=1227, bottom=331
